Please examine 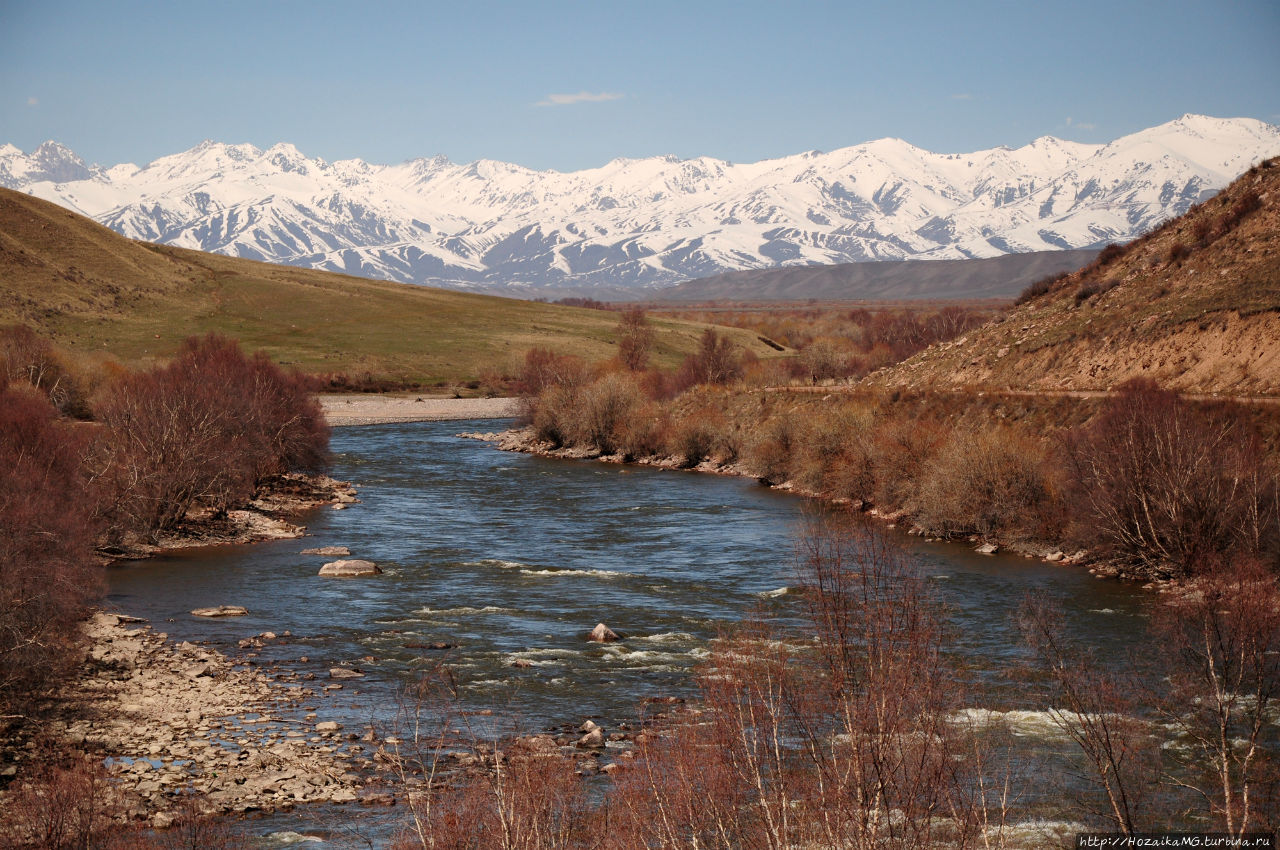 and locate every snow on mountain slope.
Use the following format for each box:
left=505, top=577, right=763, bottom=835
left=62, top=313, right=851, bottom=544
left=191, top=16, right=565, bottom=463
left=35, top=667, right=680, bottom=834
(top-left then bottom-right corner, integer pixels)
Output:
left=3, top=115, right=1277, bottom=292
